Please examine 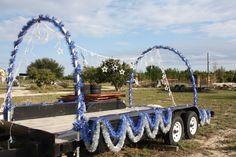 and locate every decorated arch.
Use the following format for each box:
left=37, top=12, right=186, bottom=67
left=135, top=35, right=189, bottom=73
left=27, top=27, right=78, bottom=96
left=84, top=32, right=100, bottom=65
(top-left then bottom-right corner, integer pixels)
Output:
left=3, top=15, right=85, bottom=122
left=128, top=45, right=198, bottom=107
